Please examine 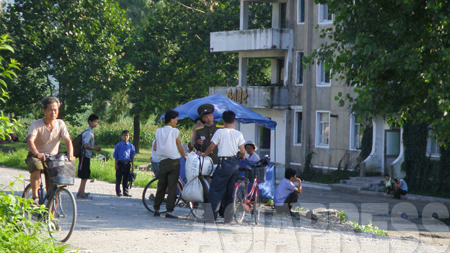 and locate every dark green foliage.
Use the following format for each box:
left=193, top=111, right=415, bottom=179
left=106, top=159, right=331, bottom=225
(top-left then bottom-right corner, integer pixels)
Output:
left=359, top=124, right=373, bottom=161
left=1, top=0, right=133, bottom=123
left=308, top=0, right=450, bottom=143
left=402, top=121, right=450, bottom=198
left=402, top=121, right=427, bottom=189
